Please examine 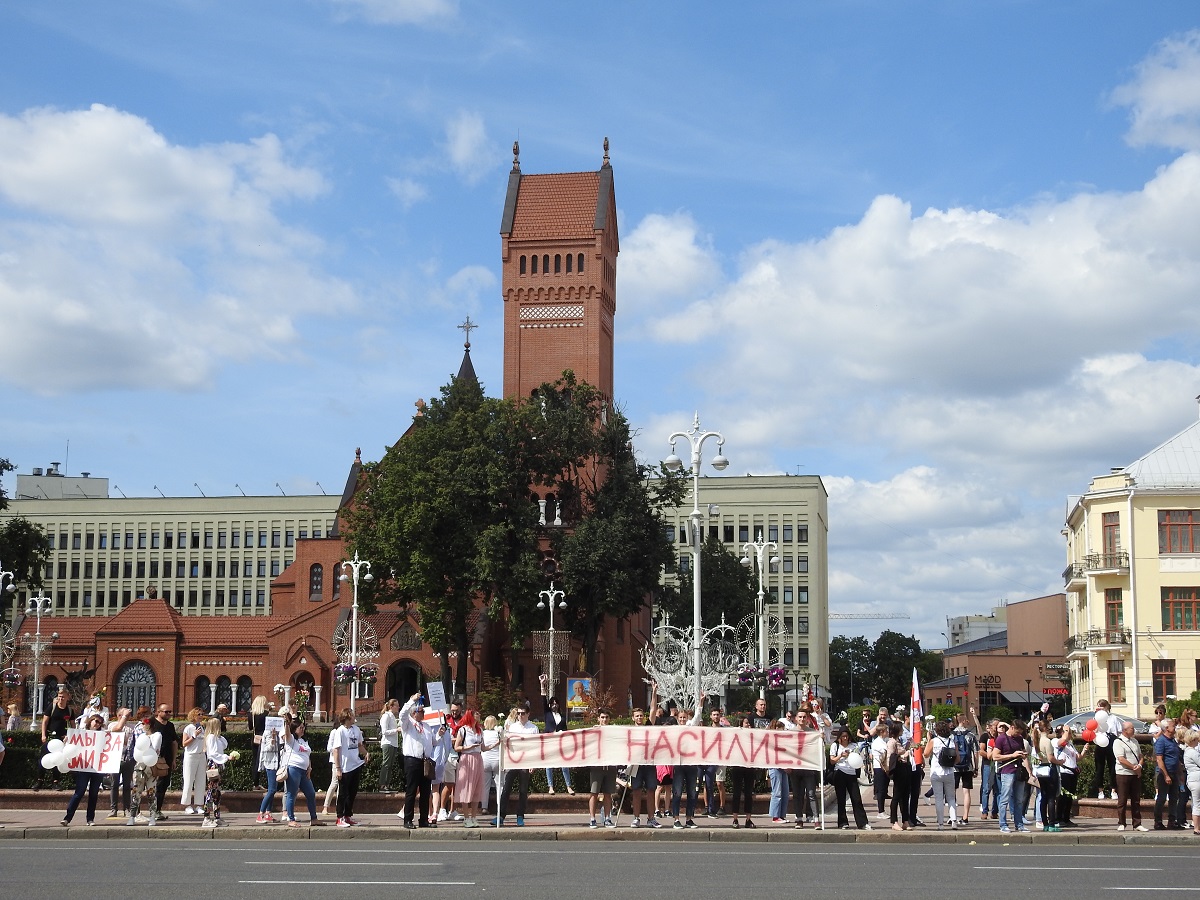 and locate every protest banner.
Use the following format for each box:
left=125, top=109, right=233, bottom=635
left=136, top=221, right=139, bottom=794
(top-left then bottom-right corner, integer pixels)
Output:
left=426, top=682, right=448, bottom=712
left=501, top=725, right=825, bottom=771
left=62, top=728, right=126, bottom=774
